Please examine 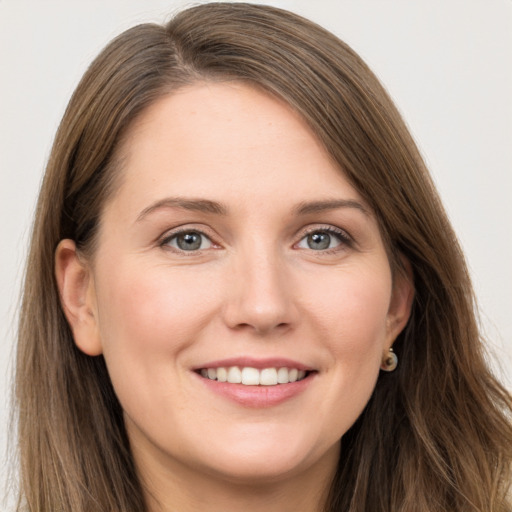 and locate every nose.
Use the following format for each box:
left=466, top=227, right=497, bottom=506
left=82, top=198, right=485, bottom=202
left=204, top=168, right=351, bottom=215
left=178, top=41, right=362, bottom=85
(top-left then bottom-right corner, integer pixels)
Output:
left=222, top=246, right=298, bottom=336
